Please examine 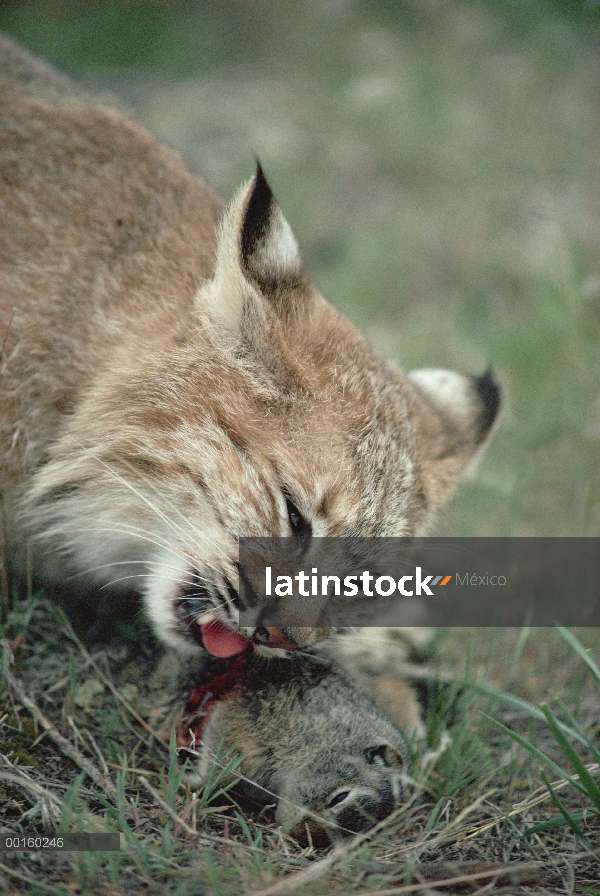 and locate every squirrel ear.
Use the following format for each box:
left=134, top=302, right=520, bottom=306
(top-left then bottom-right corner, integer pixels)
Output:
left=240, top=162, right=303, bottom=289
left=365, top=743, right=405, bottom=769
